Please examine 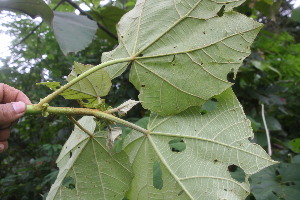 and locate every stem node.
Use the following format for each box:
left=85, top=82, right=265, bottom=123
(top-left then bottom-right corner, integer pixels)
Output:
left=26, top=104, right=148, bottom=135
